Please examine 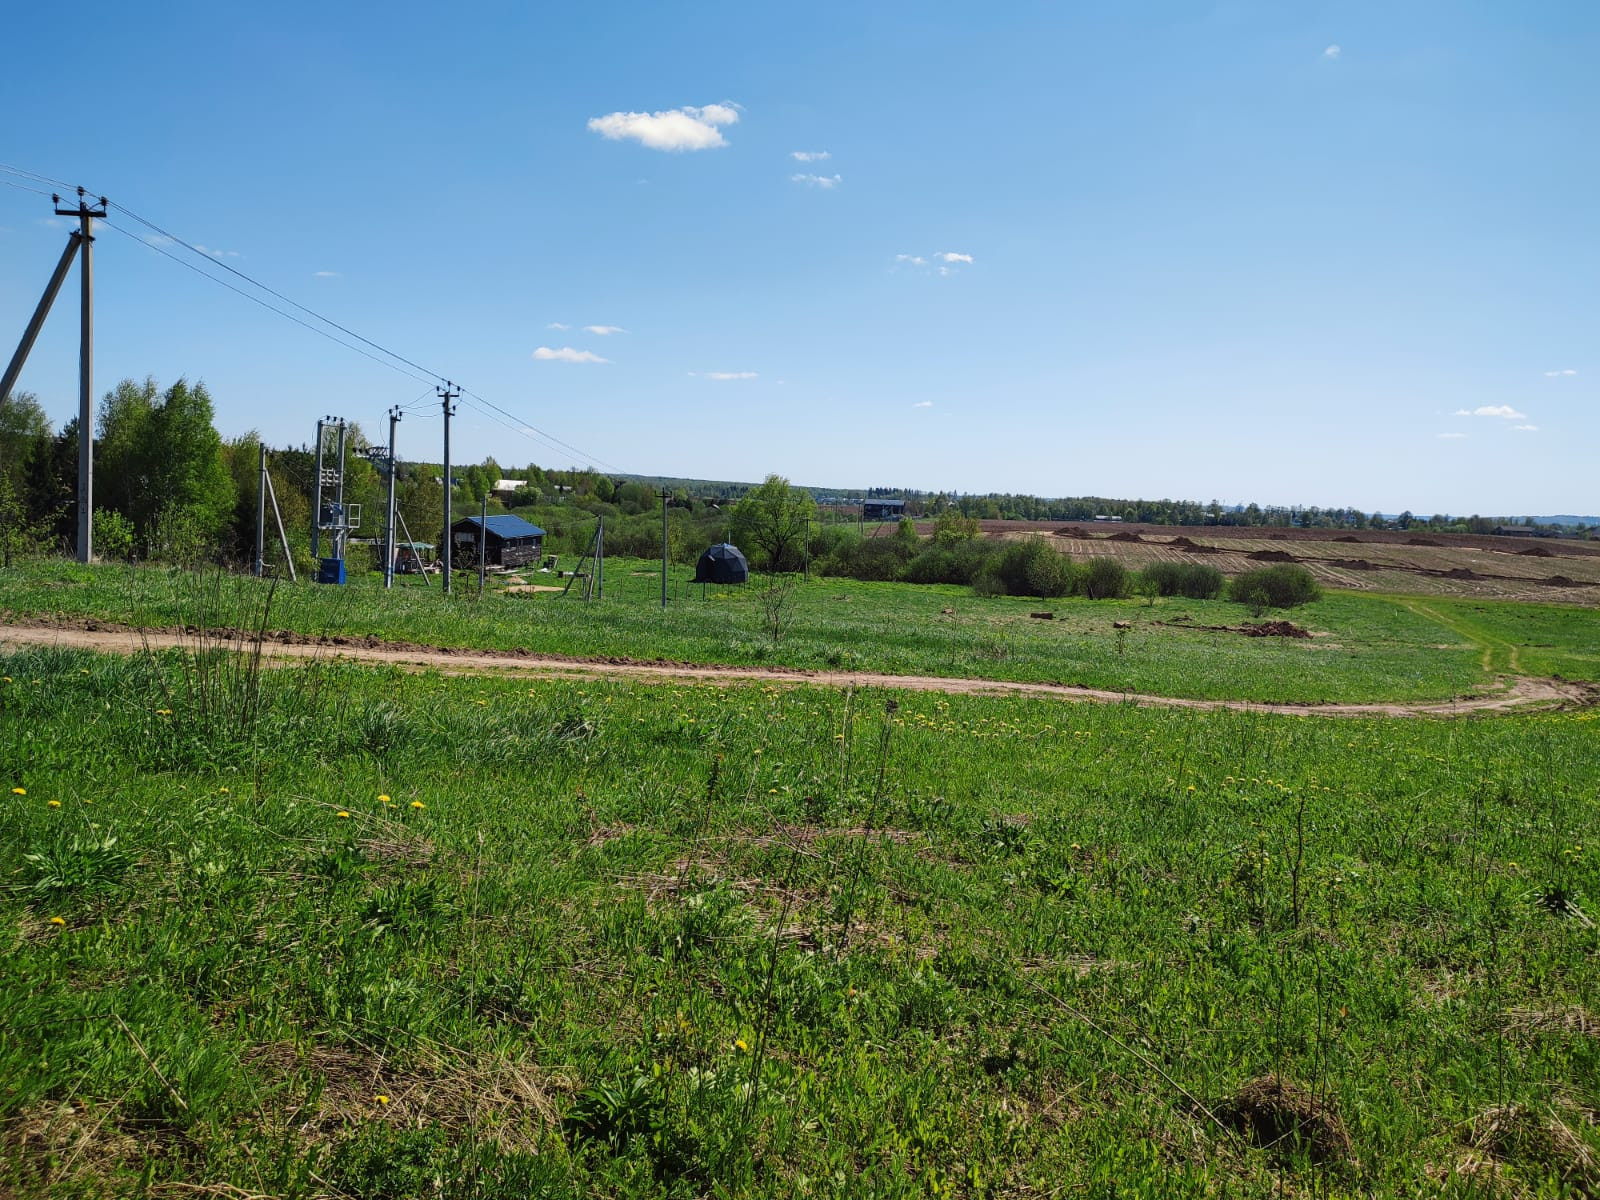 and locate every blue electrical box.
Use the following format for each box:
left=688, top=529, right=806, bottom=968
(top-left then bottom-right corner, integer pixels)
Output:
left=317, top=557, right=346, bottom=585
